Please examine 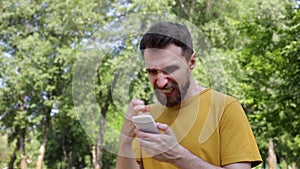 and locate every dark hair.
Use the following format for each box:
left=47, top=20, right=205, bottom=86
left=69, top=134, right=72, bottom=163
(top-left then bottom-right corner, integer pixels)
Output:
left=139, top=22, right=194, bottom=60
